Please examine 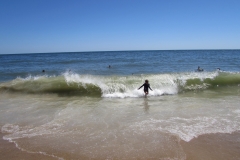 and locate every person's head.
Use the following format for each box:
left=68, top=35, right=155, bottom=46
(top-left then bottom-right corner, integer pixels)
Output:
left=145, top=80, right=148, bottom=83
